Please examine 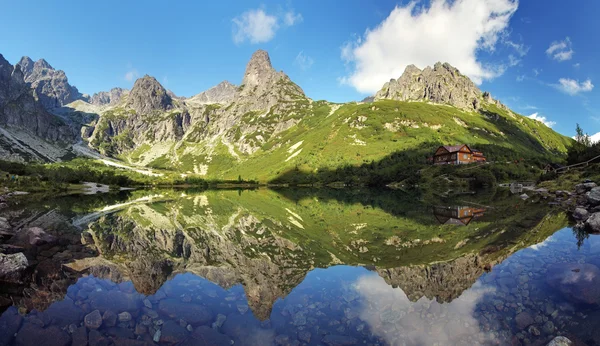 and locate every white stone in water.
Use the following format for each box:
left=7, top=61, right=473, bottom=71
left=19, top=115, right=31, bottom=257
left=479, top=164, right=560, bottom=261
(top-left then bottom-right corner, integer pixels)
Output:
left=153, top=330, right=161, bottom=343
left=118, top=312, right=132, bottom=322
left=143, top=299, right=152, bottom=309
